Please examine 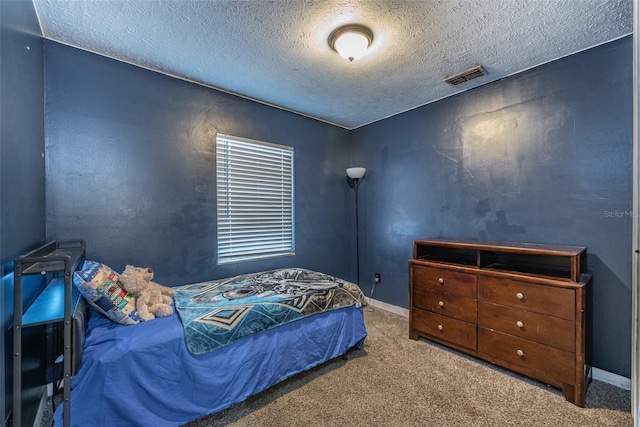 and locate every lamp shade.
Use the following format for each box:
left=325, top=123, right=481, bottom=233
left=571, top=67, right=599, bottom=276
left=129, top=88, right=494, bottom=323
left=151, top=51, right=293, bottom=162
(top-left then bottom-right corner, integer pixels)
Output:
left=346, top=167, right=366, bottom=179
left=334, top=32, right=369, bottom=61
left=329, top=25, right=373, bottom=62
